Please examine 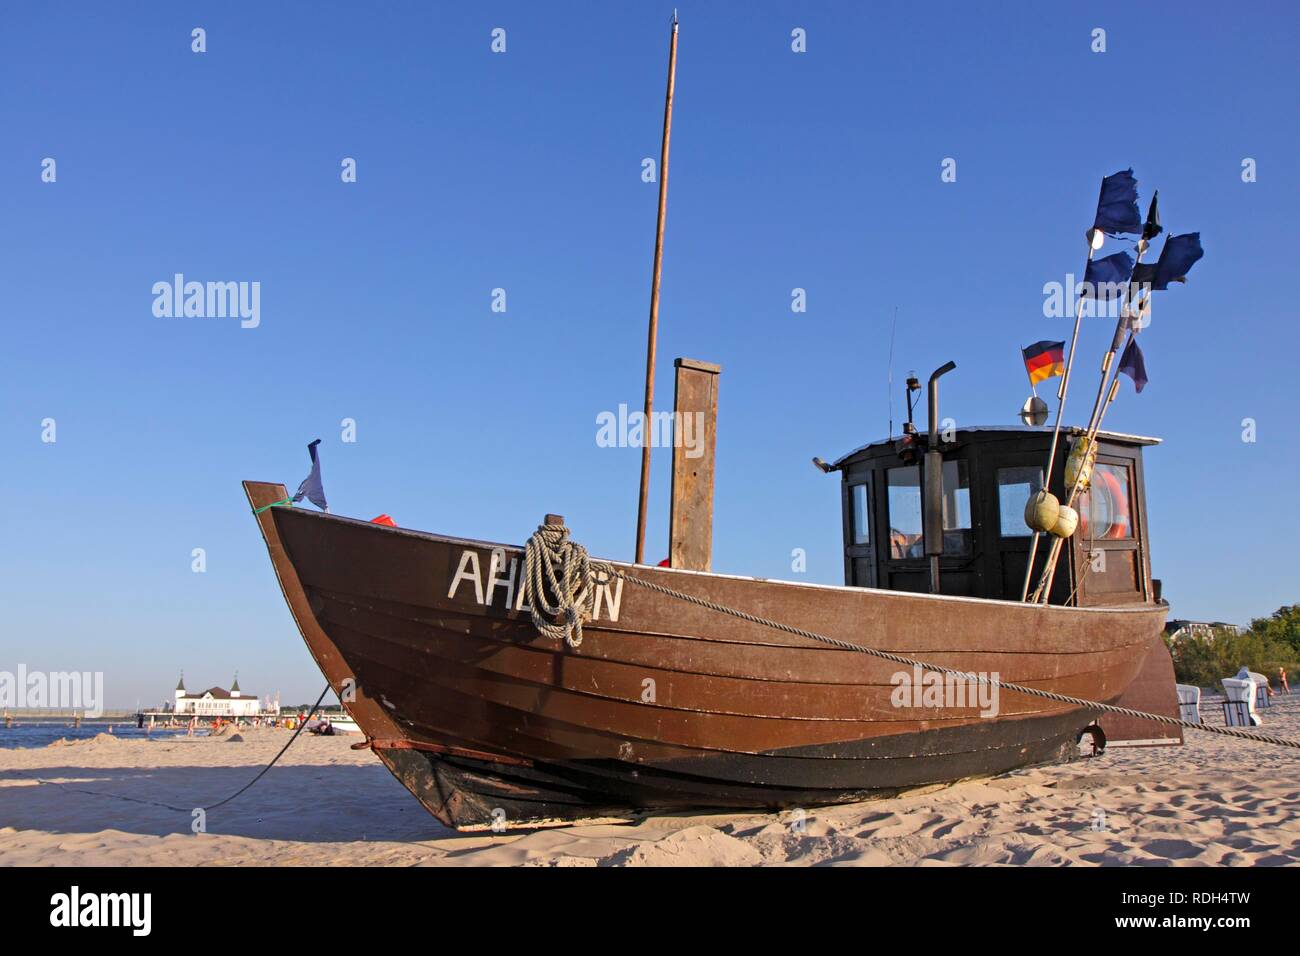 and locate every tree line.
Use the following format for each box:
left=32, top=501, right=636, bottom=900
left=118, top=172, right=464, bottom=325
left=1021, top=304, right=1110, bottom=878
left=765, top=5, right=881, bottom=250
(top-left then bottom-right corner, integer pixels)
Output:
left=1167, top=604, right=1300, bottom=689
